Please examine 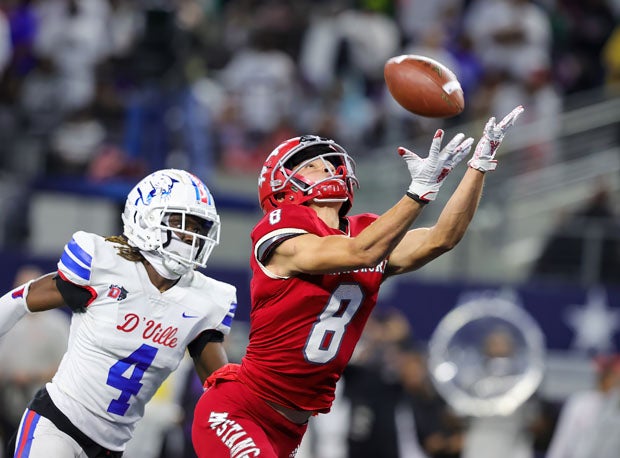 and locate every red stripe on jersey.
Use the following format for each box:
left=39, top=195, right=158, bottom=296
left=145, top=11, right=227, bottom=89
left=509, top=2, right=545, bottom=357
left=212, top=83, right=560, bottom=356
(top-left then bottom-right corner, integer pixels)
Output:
left=15, top=410, right=37, bottom=457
